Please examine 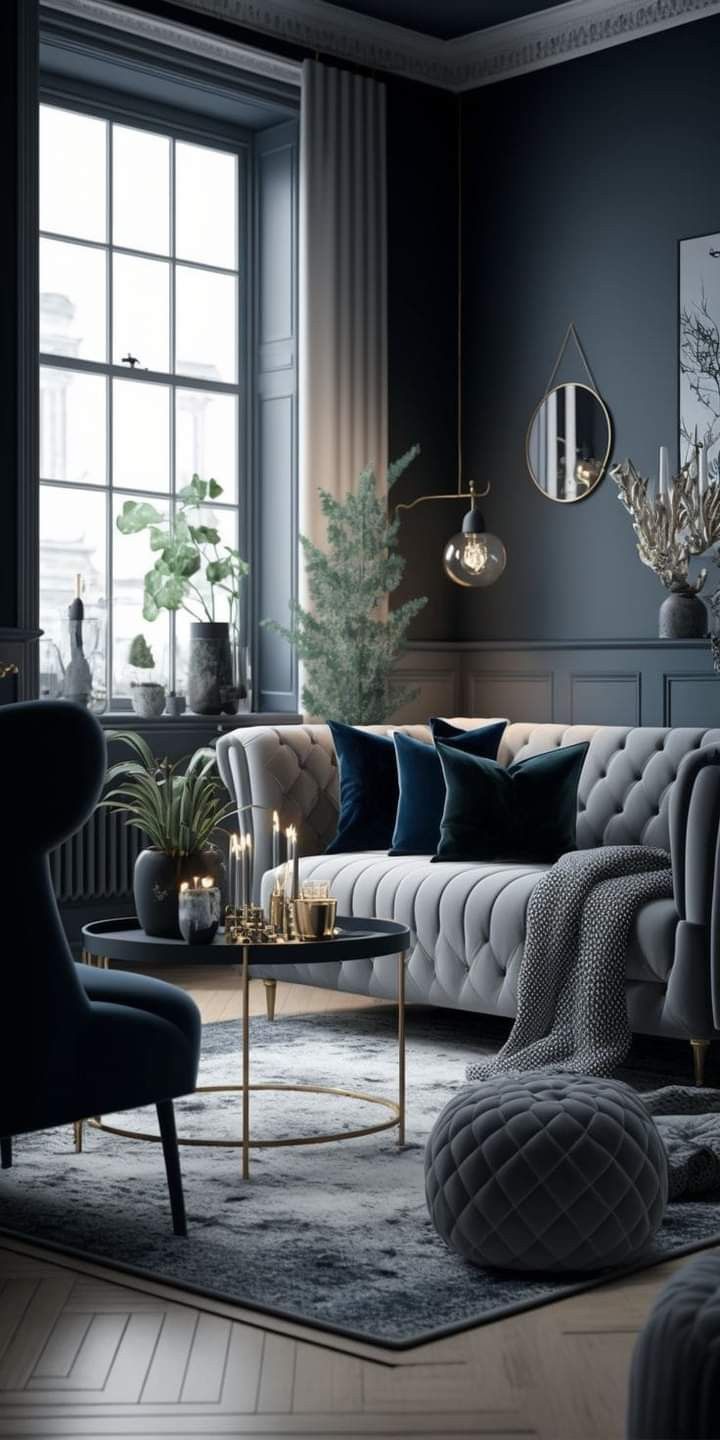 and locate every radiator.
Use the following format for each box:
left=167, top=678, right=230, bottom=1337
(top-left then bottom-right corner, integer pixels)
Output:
left=51, top=807, right=144, bottom=903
